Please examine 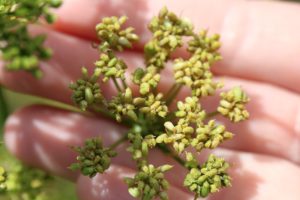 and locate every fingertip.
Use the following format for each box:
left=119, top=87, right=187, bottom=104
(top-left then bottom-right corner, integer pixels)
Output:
left=3, top=105, right=126, bottom=180
left=4, top=105, right=80, bottom=180
left=76, top=165, right=135, bottom=200
left=76, top=165, right=193, bottom=200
